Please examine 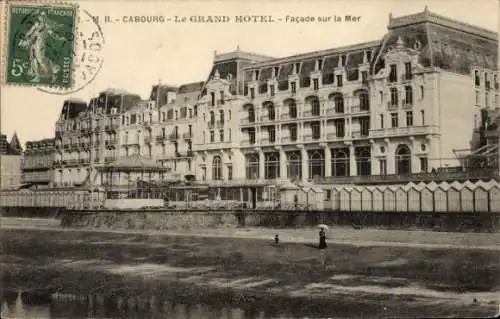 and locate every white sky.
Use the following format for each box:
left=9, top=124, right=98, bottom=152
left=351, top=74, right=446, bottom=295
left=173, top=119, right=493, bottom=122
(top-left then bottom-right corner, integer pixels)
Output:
left=1, top=0, right=498, bottom=145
